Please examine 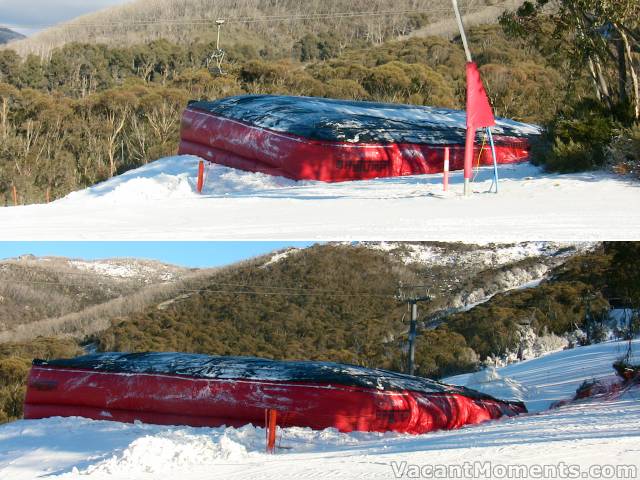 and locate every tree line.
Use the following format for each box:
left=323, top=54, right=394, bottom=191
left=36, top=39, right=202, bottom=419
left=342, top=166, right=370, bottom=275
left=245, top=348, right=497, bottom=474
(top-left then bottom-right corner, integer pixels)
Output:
left=501, top=0, right=640, bottom=173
